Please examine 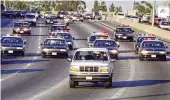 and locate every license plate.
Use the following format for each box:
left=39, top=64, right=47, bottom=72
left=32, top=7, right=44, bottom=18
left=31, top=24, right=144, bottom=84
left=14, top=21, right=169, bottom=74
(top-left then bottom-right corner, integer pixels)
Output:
left=20, top=31, right=24, bottom=33
left=52, top=52, right=57, bottom=55
left=8, top=50, right=13, bottom=53
left=151, top=55, right=156, bottom=58
left=86, top=76, right=92, bottom=80
left=123, top=36, right=127, bottom=39
left=50, top=21, right=53, bottom=23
